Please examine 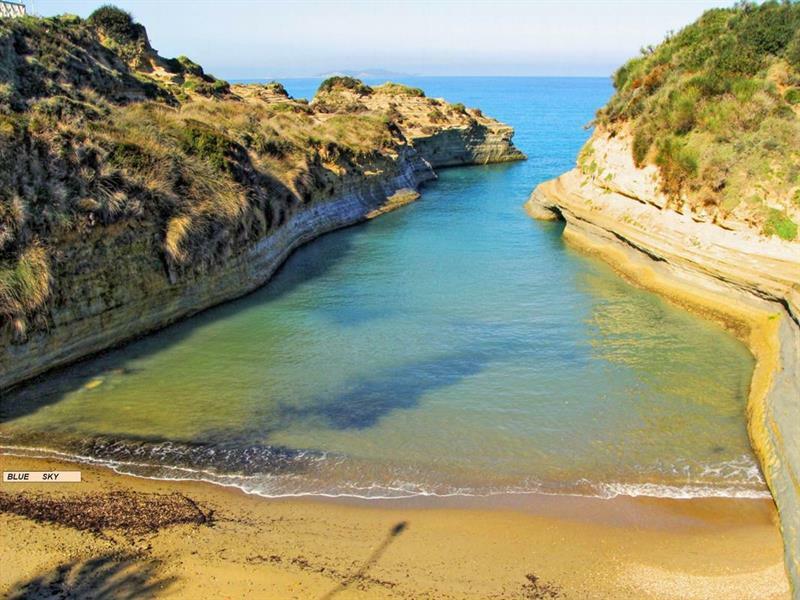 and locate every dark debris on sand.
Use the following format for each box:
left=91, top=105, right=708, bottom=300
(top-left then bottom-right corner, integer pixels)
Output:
left=0, top=490, right=213, bottom=534
left=523, top=573, right=565, bottom=599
